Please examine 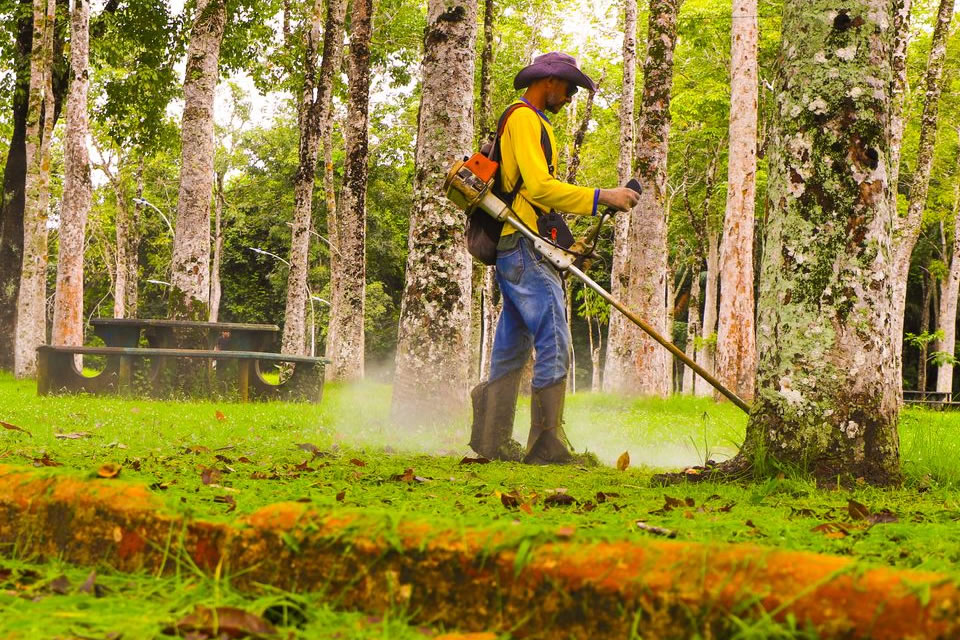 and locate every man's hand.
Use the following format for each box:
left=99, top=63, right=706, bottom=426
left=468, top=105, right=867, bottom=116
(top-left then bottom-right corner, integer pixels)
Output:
left=598, top=186, right=641, bottom=212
